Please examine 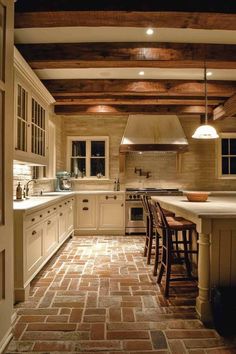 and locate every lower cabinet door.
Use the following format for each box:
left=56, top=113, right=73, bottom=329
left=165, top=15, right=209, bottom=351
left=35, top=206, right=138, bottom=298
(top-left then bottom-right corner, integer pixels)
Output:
left=25, top=224, right=44, bottom=279
left=44, top=214, right=58, bottom=256
left=99, top=202, right=124, bottom=229
left=76, top=195, right=97, bottom=230
left=58, top=208, right=67, bottom=243
left=67, top=203, right=74, bottom=234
